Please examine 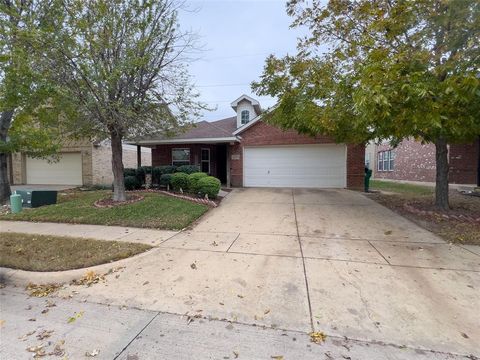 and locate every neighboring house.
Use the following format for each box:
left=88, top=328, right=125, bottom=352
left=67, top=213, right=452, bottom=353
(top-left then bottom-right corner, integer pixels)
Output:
left=8, top=140, right=151, bottom=186
left=132, top=94, right=365, bottom=189
left=368, top=138, right=480, bottom=186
